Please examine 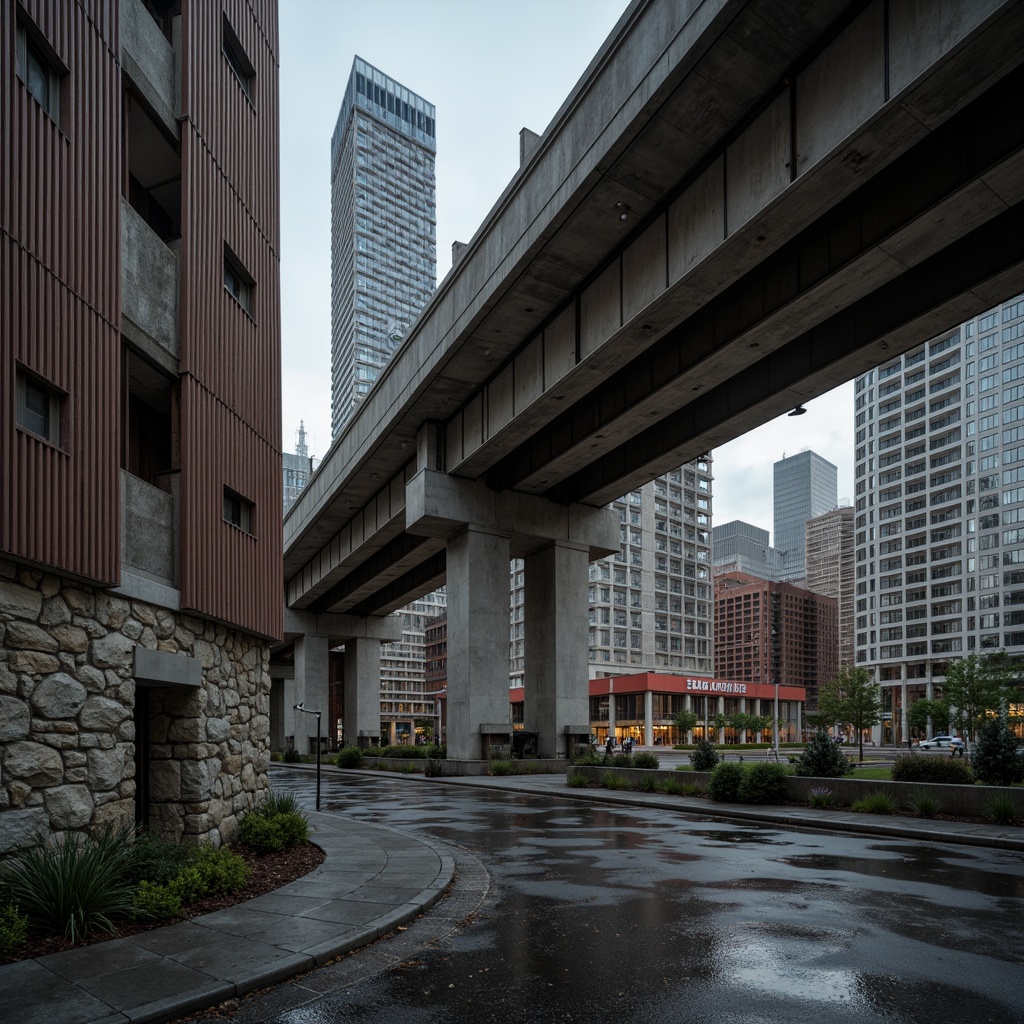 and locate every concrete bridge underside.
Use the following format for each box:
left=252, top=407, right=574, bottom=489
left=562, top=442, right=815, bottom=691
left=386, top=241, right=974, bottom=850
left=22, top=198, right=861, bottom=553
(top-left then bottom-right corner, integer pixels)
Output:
left=278, top=0, right=1024, bottom=762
